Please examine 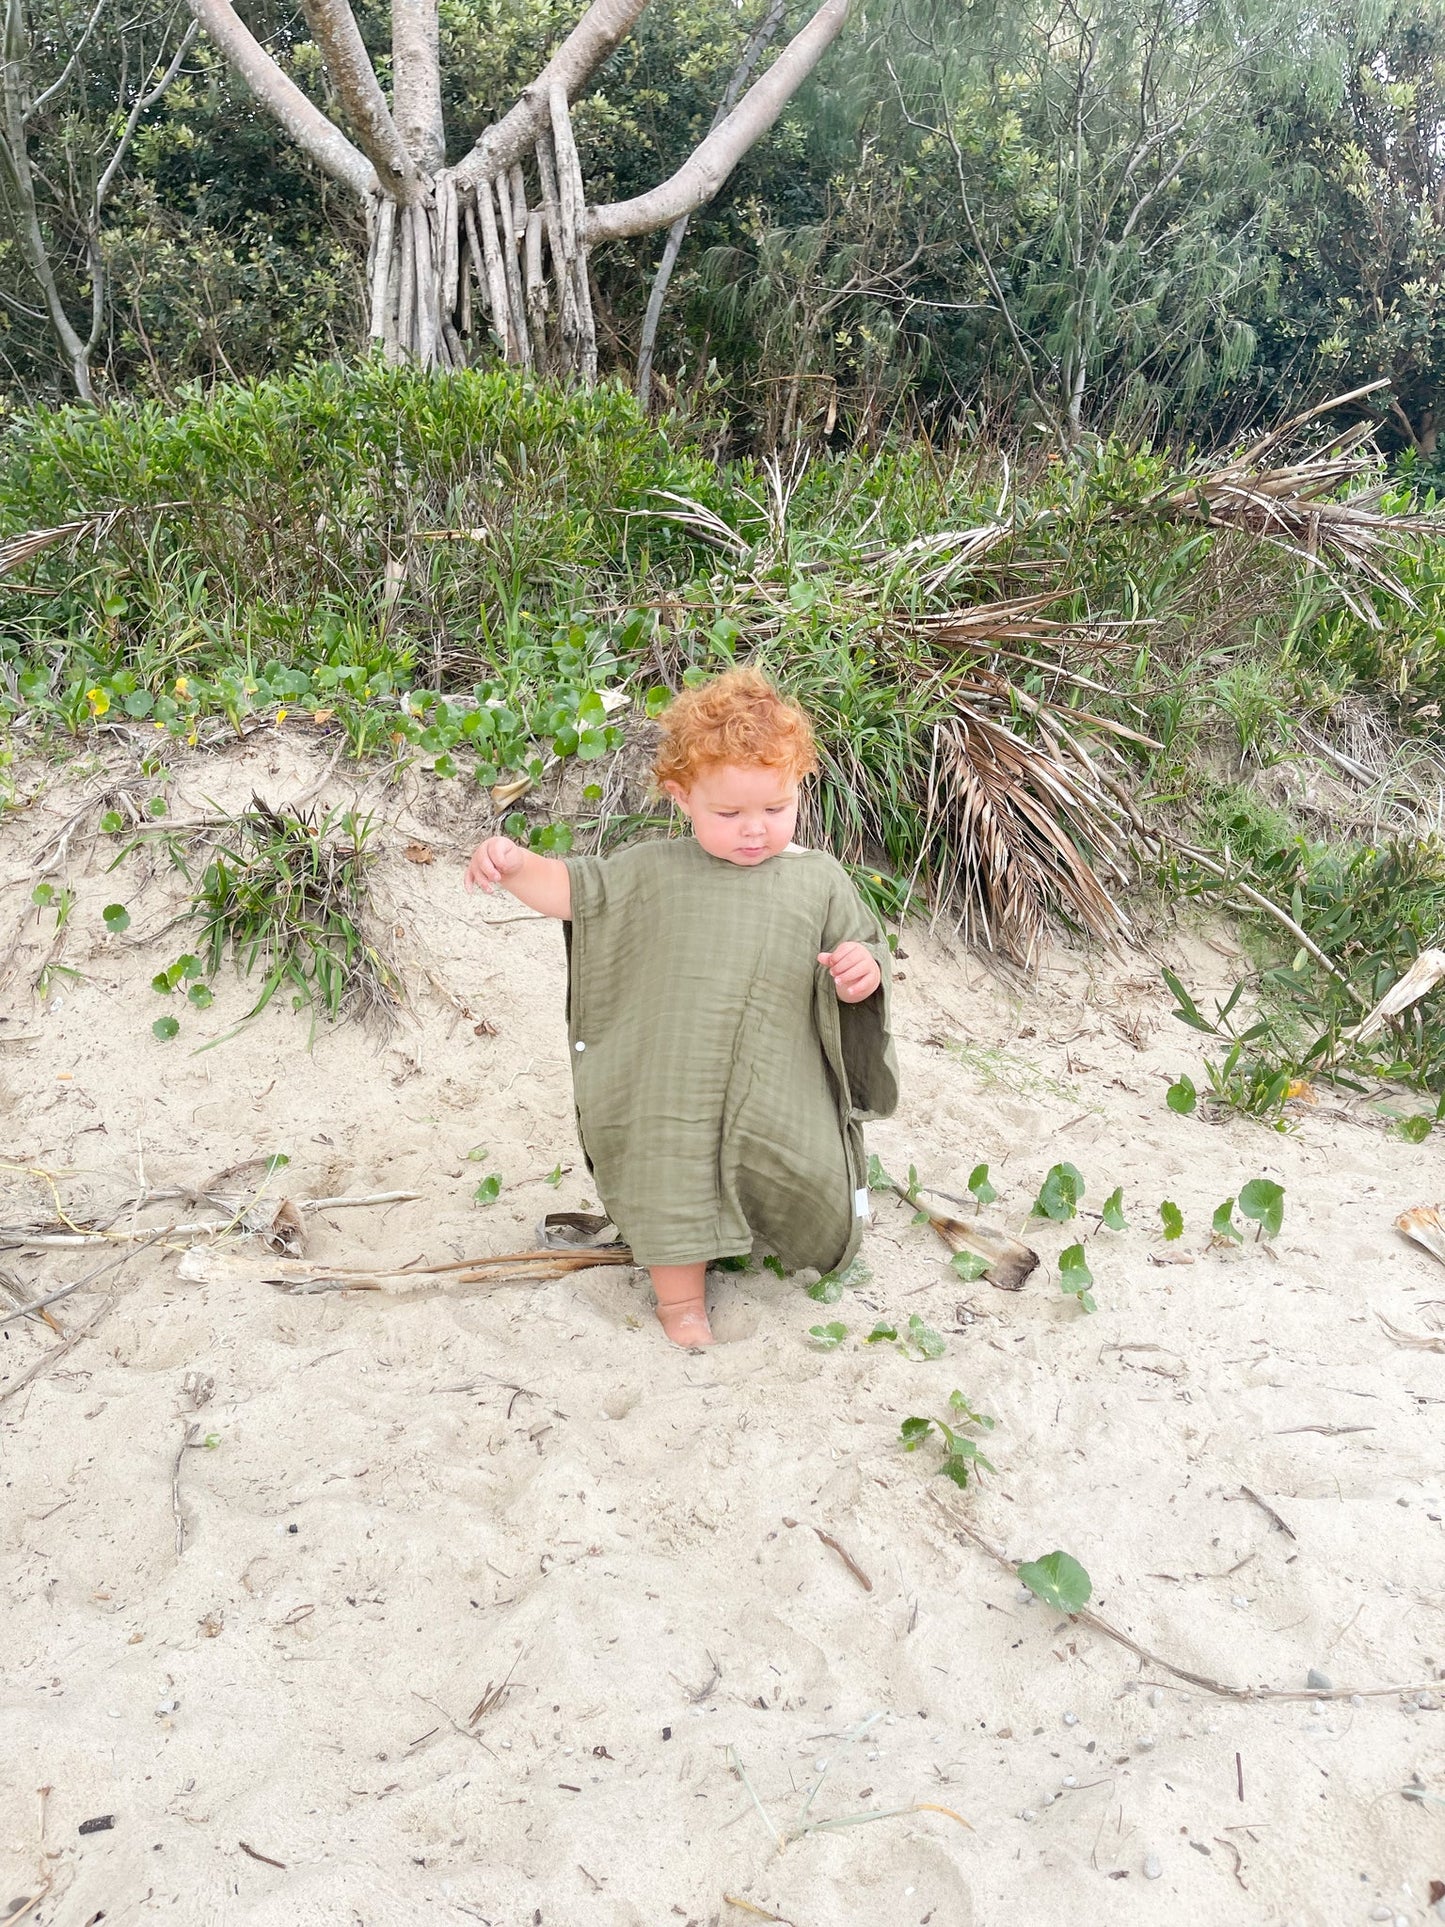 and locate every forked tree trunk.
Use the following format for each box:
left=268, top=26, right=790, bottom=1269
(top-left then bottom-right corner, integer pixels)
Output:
left=183, top=0, right=850, bottom=375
